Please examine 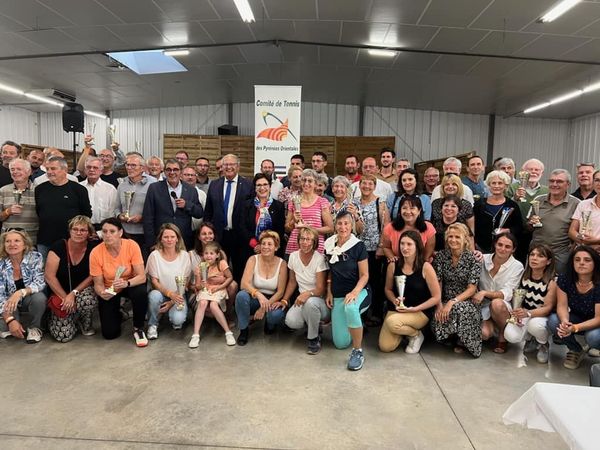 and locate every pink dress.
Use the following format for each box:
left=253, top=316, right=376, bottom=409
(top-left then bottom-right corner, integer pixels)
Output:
left=196, top=259, right=229, bottom=311
left=285, top=196, right=329, bottom=254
